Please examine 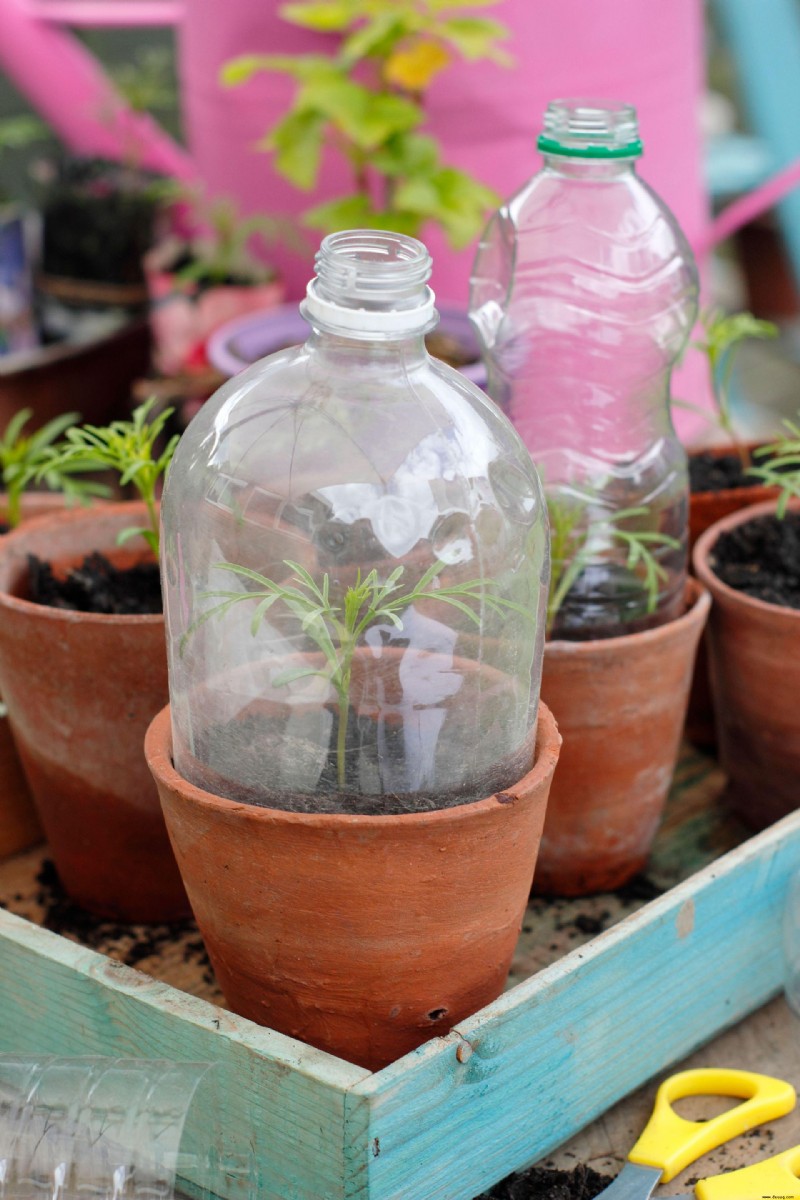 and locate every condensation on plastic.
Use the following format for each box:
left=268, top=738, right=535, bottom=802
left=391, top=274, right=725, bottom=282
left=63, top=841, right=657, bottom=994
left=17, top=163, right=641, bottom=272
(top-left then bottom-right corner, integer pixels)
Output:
left=0, top=1057, right=227, bottom=1200
left=783, top=871, right=800, bottom=1020
left=469, top=100, right=698, bottom=640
